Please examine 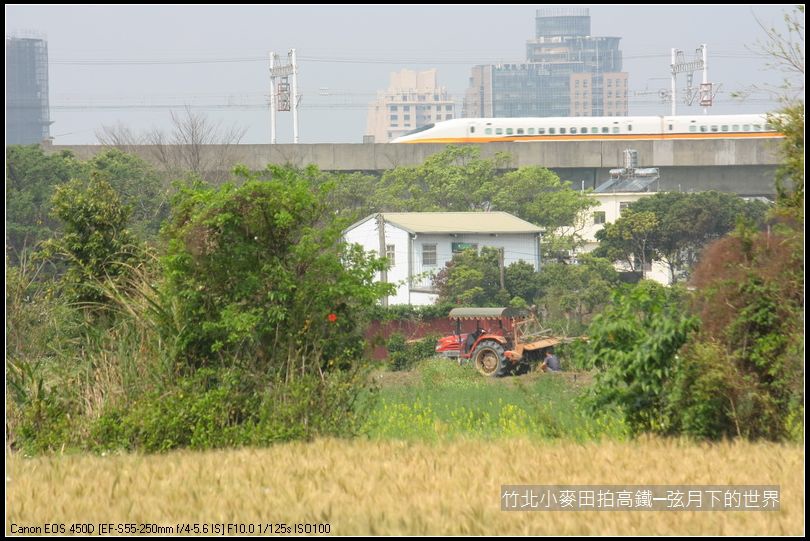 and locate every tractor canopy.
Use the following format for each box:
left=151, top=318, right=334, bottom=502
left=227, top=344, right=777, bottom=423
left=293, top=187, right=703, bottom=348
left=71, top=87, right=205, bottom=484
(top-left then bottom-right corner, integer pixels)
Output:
left=447, top=307, right=530, bottom=320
